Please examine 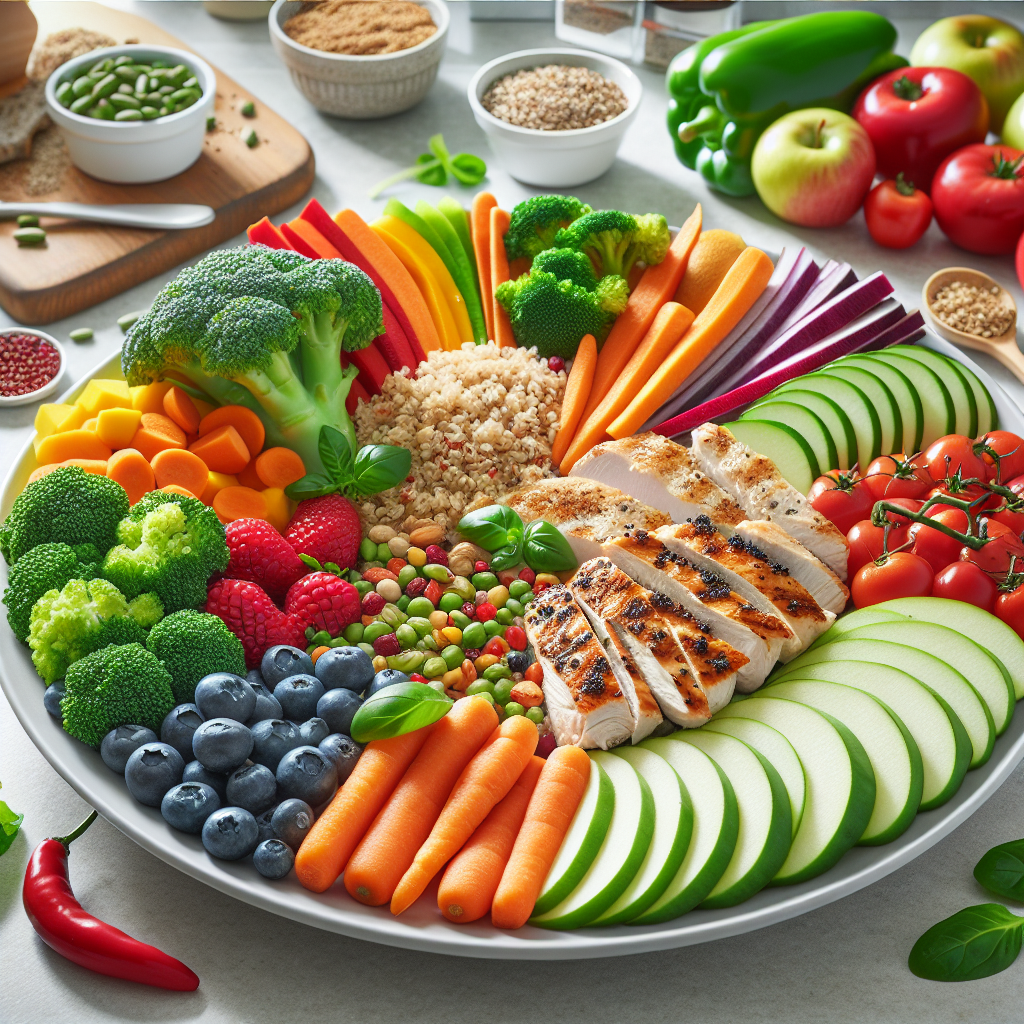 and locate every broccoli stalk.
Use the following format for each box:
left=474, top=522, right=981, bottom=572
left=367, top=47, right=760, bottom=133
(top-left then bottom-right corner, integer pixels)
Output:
left=554, top=210, right=671, bottom=282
